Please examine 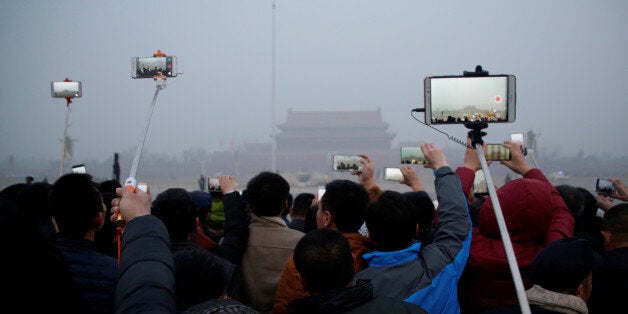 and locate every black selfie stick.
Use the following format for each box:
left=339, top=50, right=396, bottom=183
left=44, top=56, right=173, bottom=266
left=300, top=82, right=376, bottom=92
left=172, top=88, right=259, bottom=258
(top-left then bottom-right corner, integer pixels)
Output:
left=463, top=66, right=531, bottom=314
